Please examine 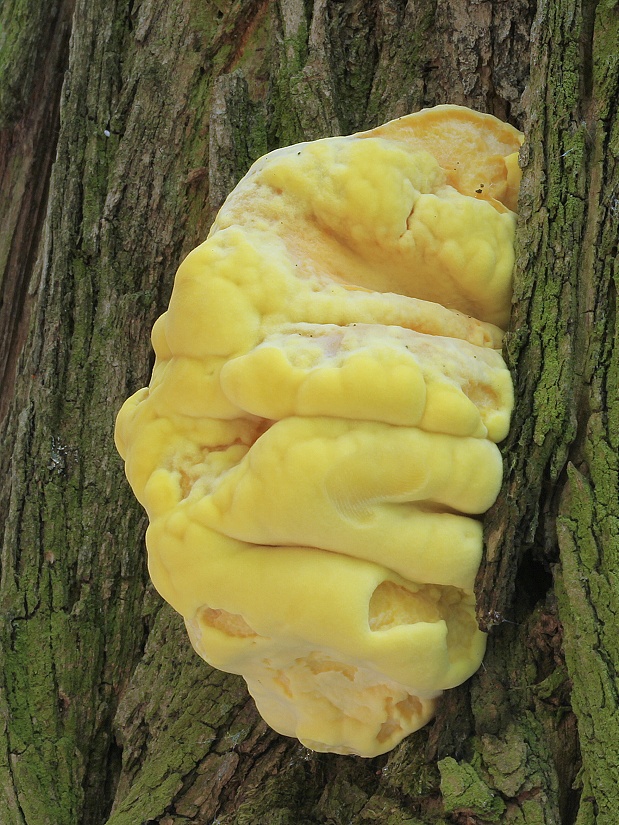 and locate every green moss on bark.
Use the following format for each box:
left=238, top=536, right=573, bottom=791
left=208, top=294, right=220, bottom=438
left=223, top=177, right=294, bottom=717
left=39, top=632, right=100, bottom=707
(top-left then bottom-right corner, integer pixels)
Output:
left=439, top=757, right=505, bottom=821
left=0, top=0, right=67, bottom=128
